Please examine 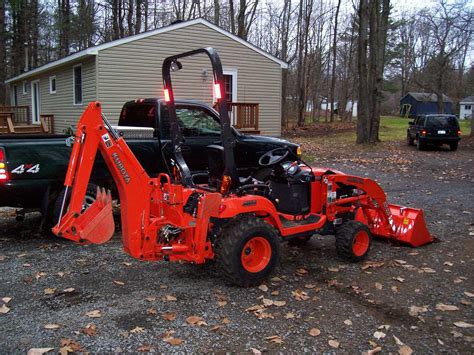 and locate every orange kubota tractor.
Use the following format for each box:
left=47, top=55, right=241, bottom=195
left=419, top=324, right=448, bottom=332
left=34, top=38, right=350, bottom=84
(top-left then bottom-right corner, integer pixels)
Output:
left=53, top=48, right=433, bottom=286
